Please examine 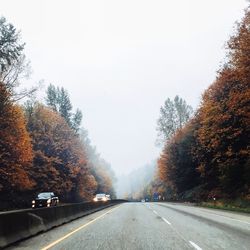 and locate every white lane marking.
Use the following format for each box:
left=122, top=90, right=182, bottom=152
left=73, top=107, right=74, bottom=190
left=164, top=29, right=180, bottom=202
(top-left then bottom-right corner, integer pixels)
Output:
left=189, top=241, right=202, bottom=250
left=152, top=204, right=191, bottom=249
left=200, top=210, right=250, bottom=225
left=153, top=210, right=158, bottom=215
left=162, top=217, right=171, bottom=225
left=40, top=204, right=122, bottom=250
left=165, top=204, right=250, bottom=226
